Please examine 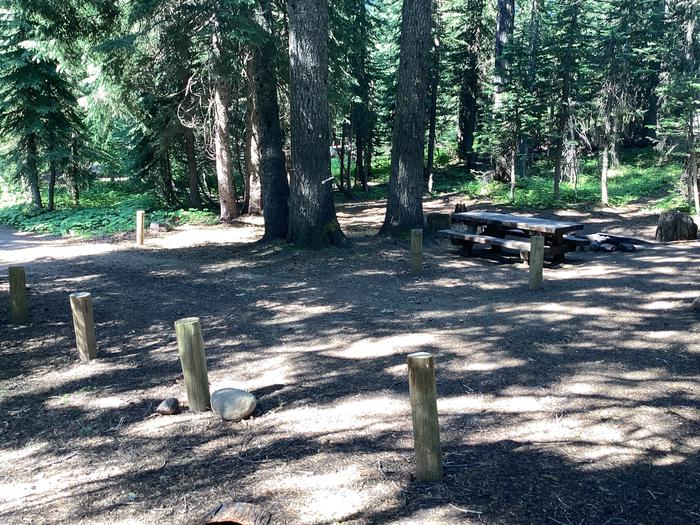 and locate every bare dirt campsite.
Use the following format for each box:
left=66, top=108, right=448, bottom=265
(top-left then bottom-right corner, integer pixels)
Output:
left=1, top=197, right=699, bottom=525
